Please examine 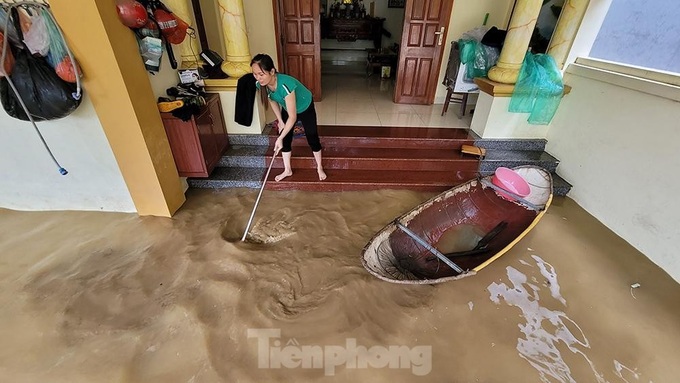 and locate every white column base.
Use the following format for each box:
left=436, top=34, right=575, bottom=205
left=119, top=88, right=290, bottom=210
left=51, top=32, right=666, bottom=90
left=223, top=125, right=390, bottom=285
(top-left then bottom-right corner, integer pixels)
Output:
left=470, top=92, right=550, bottom=139
left=215, top=90, right=267, bottom=134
